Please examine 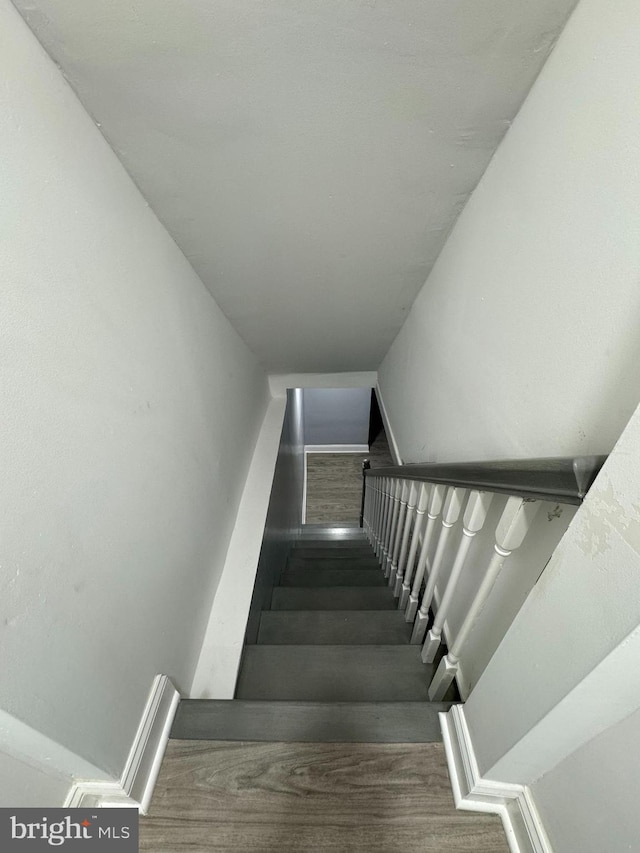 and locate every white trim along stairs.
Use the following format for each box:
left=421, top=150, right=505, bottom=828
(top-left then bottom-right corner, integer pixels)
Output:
left=65, top=675, right=179, bottom=814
